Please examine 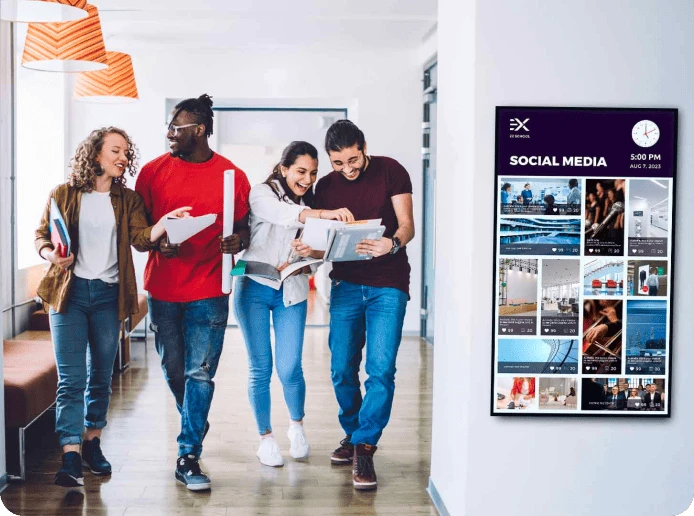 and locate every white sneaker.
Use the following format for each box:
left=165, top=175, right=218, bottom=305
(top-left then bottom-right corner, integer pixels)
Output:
left=288, top=424, right=310, bottom=460
left=257, top=436, right=284, bottom=467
